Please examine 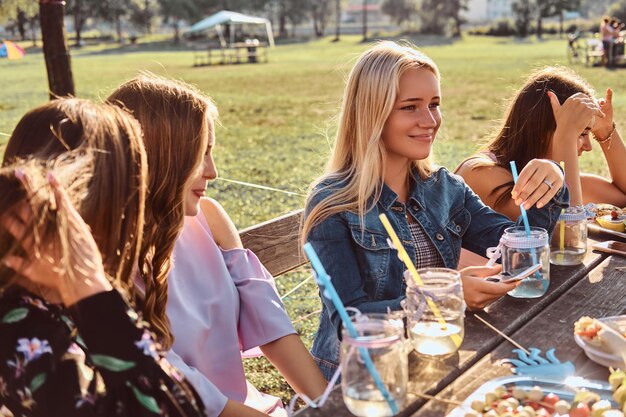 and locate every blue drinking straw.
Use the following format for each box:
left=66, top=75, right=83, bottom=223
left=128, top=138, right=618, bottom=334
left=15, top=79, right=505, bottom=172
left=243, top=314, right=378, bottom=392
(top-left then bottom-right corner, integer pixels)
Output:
left=509, top=161, right=543, bottom=281
left=303, top=243, right=399, bottom=415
